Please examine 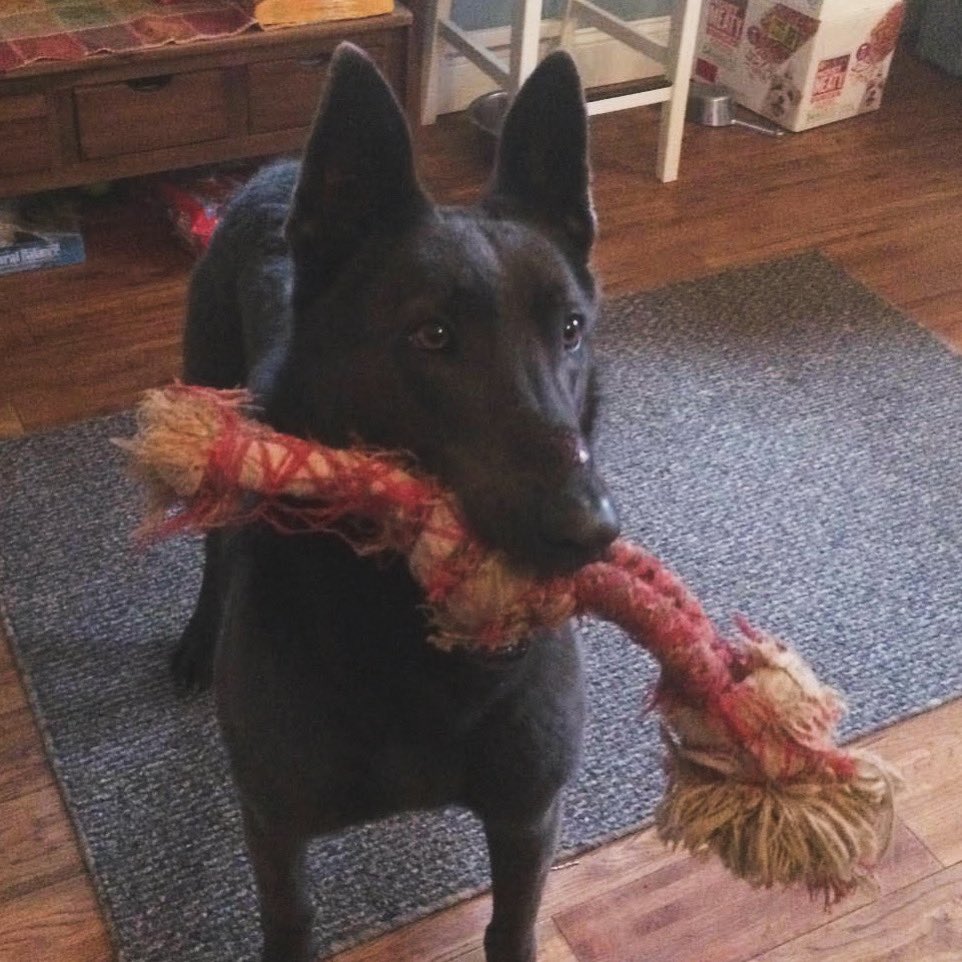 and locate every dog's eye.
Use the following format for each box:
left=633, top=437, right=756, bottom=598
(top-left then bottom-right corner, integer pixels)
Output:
left=563, top=313, right=584, bottom=351
left=410, top=321, right=452, bottom=352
